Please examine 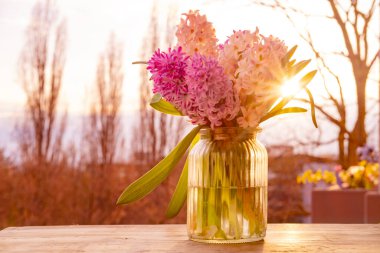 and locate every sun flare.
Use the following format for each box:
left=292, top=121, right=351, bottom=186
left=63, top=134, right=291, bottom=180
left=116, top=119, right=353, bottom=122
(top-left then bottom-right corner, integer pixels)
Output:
left=281, top=79, right=301, bottom=97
